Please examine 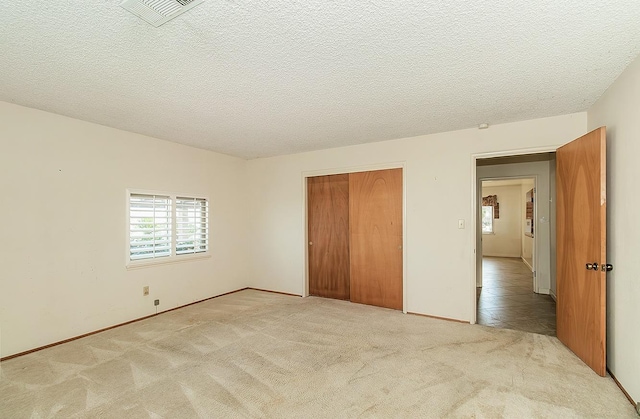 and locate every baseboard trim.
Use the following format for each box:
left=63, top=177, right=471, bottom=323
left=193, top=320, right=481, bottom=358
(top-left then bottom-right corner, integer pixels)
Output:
left=483, top=254, right=521, bottom=259
left=549, top=290, right=557, bottom=302
left=608, top=368, right=637, bottom=408
left=407, top=311, right=470, bottom=324
left=0, top=287, right=249, bottom=362
left=521, top=256, right=534, bottom=271
left=247, top=287, right=301, bottom=297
